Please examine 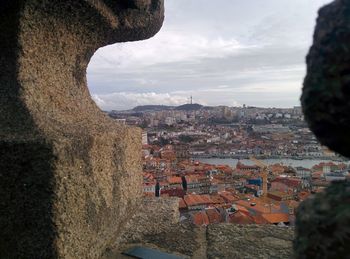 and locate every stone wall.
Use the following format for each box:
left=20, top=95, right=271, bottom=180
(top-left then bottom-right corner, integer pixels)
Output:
left=107, top=199, right=295, bottom=259
left=207, top=224, right=294, bottom=259
left=0, top=1, right=164, bottom=258
left=118, top=197, right=181, bottom=244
